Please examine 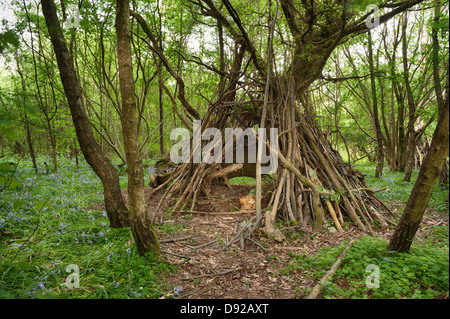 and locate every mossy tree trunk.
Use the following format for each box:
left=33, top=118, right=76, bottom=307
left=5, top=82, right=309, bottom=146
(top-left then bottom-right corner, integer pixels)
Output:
left=116, top=0, right=160, bottom=256
left=41, top=0, right=130, bottom=228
